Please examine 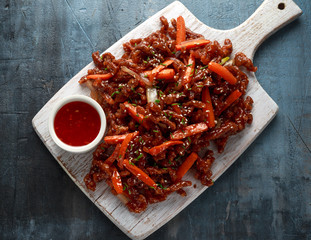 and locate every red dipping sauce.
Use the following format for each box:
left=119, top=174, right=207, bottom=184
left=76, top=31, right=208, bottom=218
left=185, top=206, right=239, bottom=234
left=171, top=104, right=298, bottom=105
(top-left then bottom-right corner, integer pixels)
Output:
left=54, top=101, right=101, bottom=146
